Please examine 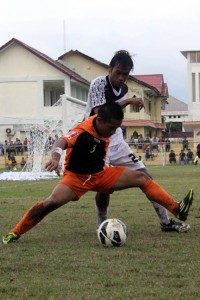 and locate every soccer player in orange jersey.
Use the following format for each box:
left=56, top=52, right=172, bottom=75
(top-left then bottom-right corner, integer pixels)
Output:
left=2, top=103, right=193, bottom=244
